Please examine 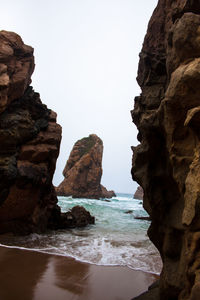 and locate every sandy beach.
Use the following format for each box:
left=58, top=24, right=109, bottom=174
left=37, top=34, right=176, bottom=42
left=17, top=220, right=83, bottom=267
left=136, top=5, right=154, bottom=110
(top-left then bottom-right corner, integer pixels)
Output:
left=0, top=245, right=157, bottom=300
